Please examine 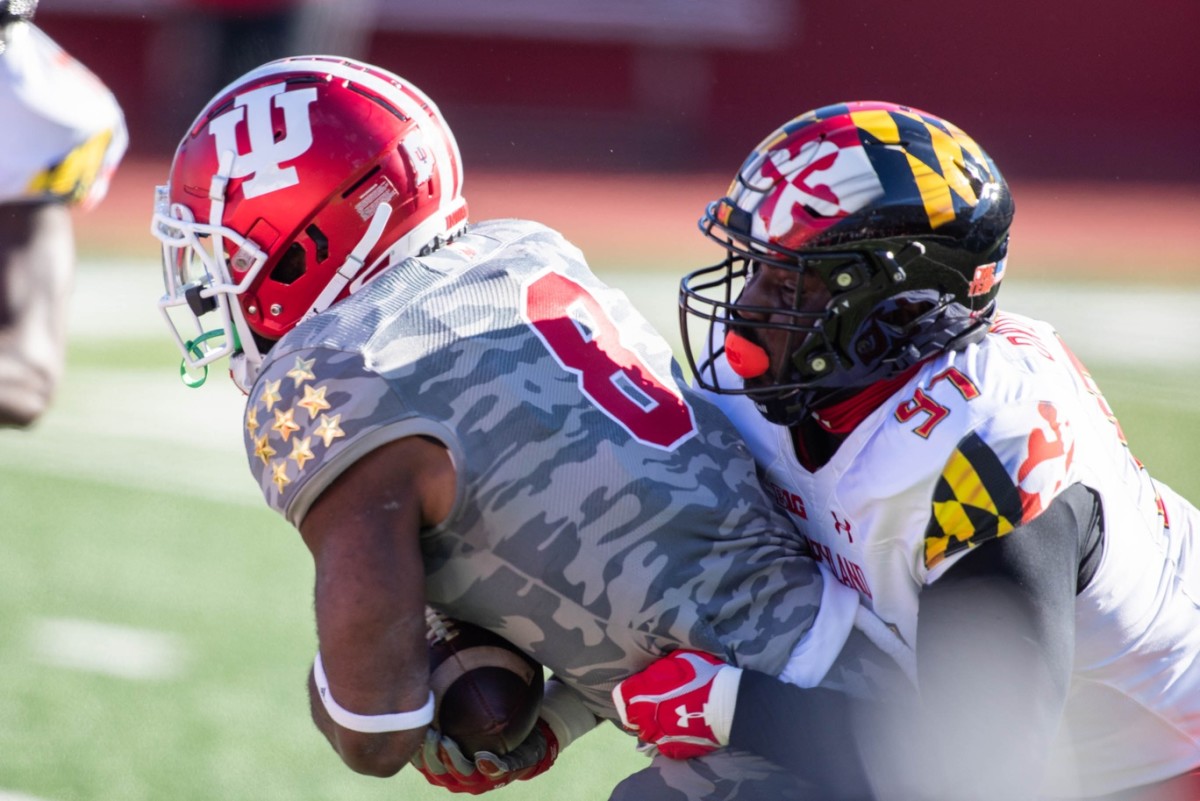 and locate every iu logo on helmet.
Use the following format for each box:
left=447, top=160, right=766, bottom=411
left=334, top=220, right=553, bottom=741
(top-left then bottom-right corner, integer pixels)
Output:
left=208, top=83, right=319, bottom=199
